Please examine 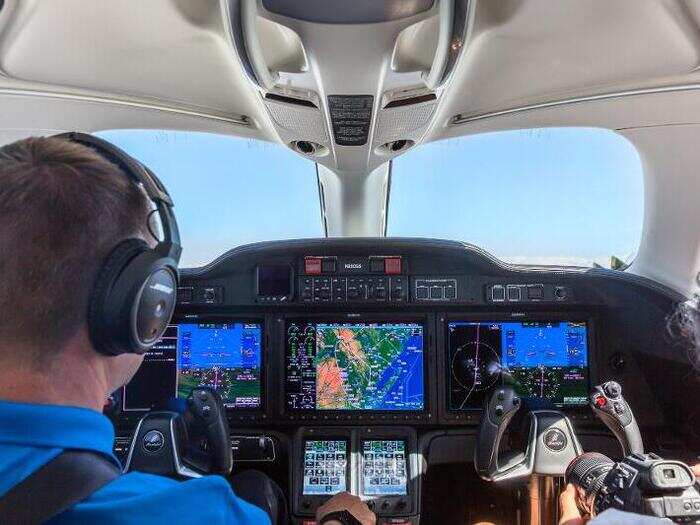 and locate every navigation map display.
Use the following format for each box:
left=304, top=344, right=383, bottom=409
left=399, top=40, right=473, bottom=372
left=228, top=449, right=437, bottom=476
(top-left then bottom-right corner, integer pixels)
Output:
left=361, top=440, right=408, bottom=496
left=447, top=320, right=589, bottom=410
left=285, top=321, right=424, bottom=411
left=302, top=440, right=348, bottom=495
left=123, top=322, right=263, bottom=410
